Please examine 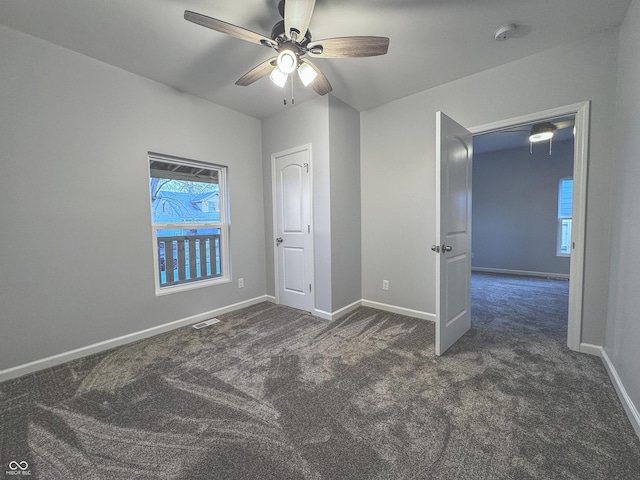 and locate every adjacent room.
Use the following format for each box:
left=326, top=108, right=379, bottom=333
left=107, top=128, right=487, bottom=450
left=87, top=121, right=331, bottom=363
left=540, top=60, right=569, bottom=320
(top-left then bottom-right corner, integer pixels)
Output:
left=2, top=0, right=640, bottom=478
left=471, top=116, right=575, bottom=341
